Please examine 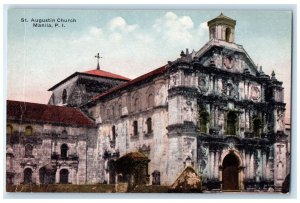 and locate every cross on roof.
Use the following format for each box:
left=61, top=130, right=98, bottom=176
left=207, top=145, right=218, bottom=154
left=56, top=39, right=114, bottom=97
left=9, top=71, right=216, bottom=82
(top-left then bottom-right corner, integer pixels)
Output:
left=95, top=53, right=102, bottom=70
